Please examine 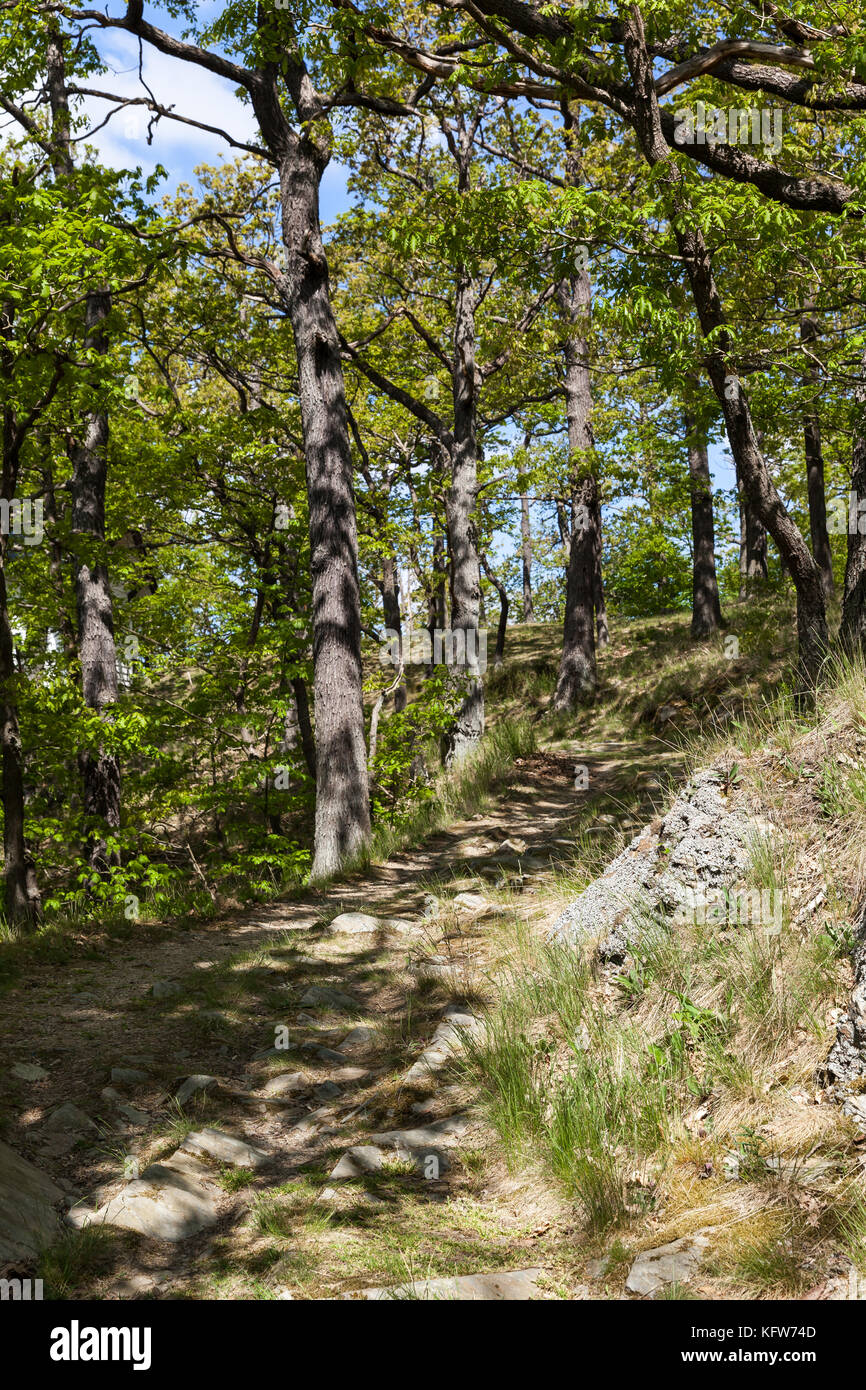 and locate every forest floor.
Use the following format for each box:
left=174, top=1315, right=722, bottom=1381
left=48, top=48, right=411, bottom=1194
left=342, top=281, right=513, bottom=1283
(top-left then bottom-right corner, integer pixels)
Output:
left=5, top=601, right=865, bottom=1300
left=2, top=717, right=684, bottom=1299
